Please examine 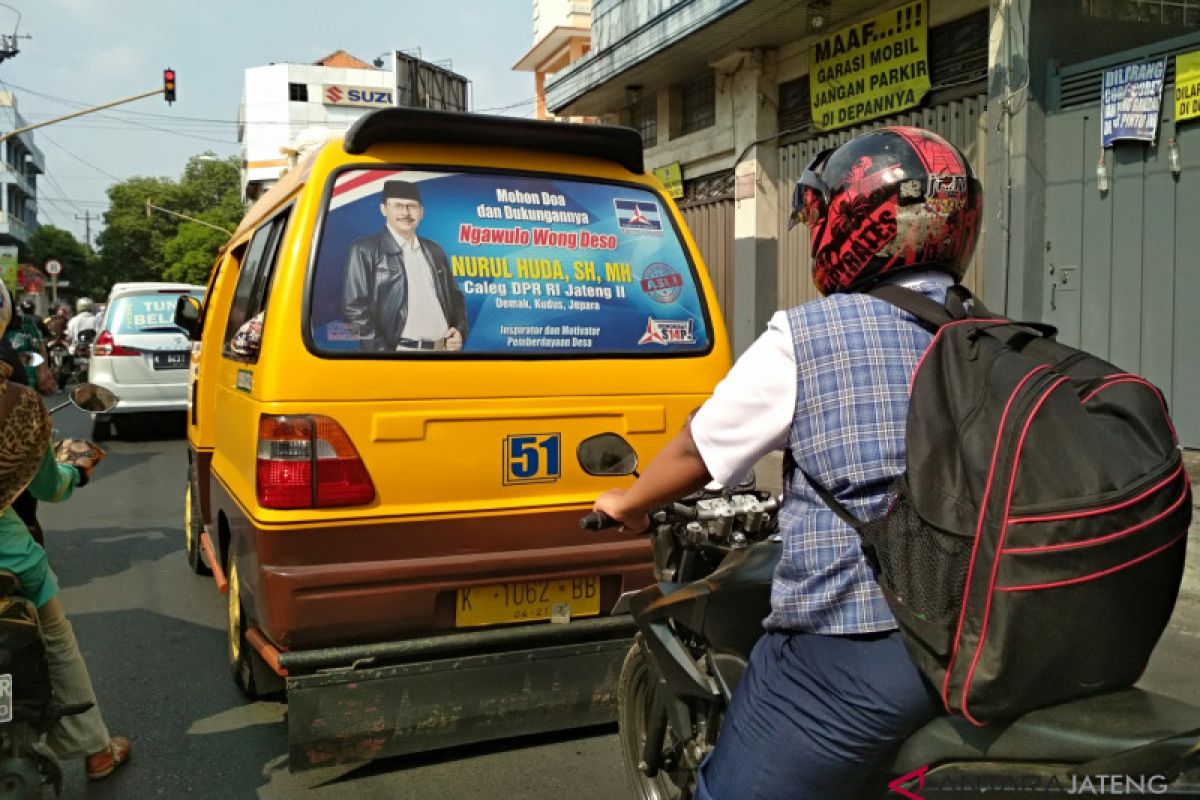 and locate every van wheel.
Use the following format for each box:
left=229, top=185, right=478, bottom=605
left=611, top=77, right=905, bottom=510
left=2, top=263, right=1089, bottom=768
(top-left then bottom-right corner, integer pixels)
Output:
left=226, top=559, right=284, bottom=699
left=184, top=472, right=210, bottom=575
